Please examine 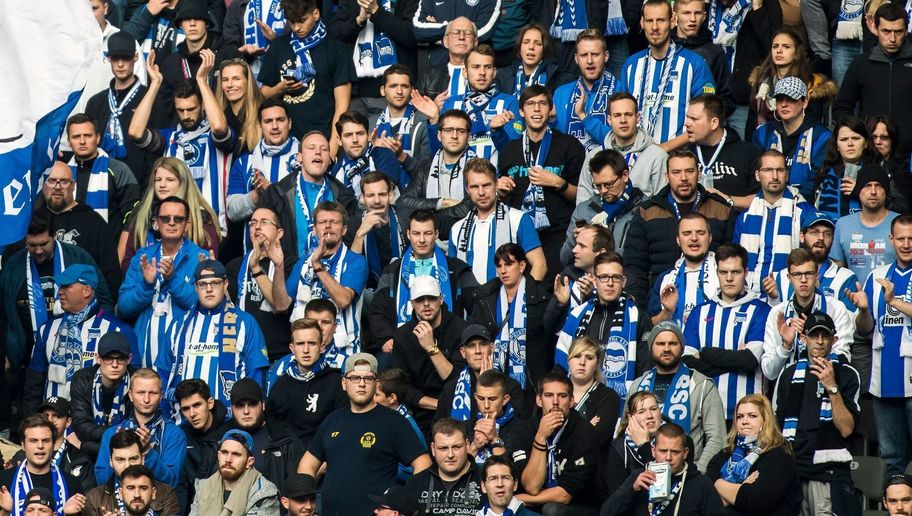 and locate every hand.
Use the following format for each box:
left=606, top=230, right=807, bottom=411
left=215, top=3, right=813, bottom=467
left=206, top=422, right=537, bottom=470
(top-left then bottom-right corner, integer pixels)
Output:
left=265, top=239, right=284, bottom=267
left=440, top=198, right=461, bottom=208
left=554, top=274, right=571, bottom=307
left=4, top=358, right=10, bottom=374
left=660, top=284, right=679, bottom=313
left=66, top=432, right=82, bottom=449
left=255, top=18, right=278, bottom=41
left=475, top=416, right=496, bottom=444
left=238, top=44, right=266, bottom=56
left=809, top=355, right=837, bottom=390
left=382, top=339, right=394, bottom=353
left=535, top=410, right=565, bottom=442
left=846, top=281, right=869, bottom=311
left=251, top=168, right=272, bottom=192
left=158, top=255, right=175, bottom=280
left=433, top=91, right=450, bottom=110
left=196, top=48, right=216, bottom=79
left=529, top=166, right=563, bottom=189
left=875, top=278, right=895, bottom=305
left=752, top=0, right=763, bottom=9
left=840, top=178, right=857, bottom=196
left=102, top=508, right=119, bottom=516
left=590, top=415, right=601, bottom=426
left=413, top=321, right=436, bottom=351
left=743, top=470, right=760, bottom=484
left=626, top=415, right=650, bottom=445
left=497, top=176, right=516, bottom=198
left=0, top=486, right=12, bottom=512
left=134, top=425, right=152, bottom=452
left=357, top=0, right=380, bottom=14
left=358, top=209, right=387, bottom=237
left=146, top=50, right=163, bottom=84
left=480, top=352, right=493, bottom=374
left=489, top=111, right=515, bottom=130
left=146, top=0, right=170, bottom=15
left=576, top=274, right=595, bottom=301
left=63, top=493, right=86, bottom=515
left=310, top=238, right=327, bottom=268
left=573, top=84, right=587, bottom=120
left=762, top=272, right=779, bottom=301
left=140, top=255, right=159, bottom=285
left=633, top=470, right=658, bottom=492
left=411, top=90, right=441, bottom=123
left=356, top=5, right=370, bottom=25
left=776, top=312, right=796, bottom=349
